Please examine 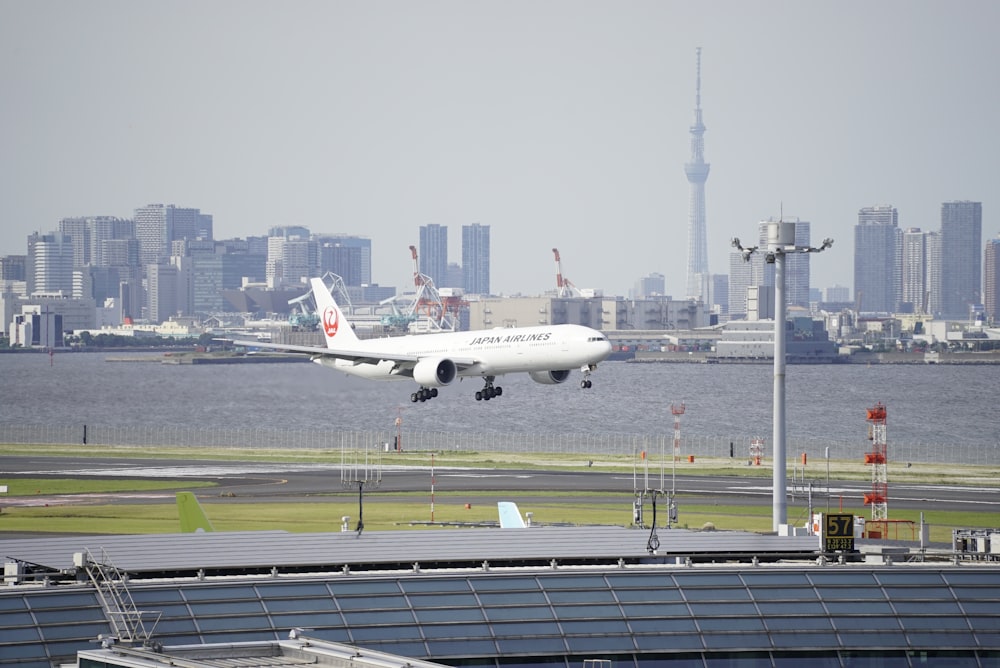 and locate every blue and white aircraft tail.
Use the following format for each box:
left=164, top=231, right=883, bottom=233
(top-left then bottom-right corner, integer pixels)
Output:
left=497, top=501, right=528, bottom=529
